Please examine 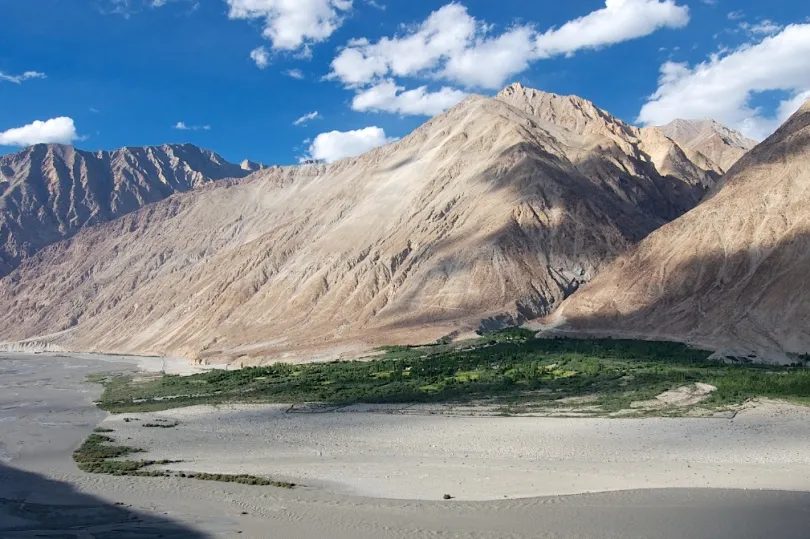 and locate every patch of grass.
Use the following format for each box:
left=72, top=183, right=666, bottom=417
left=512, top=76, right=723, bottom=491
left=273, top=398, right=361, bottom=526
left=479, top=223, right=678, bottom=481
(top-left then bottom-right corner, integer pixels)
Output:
left=95, top=335, right=810, bottom=415
left=72, top=433, right=166, bottom=477
left=93, top=427, right=114, bottom=433
left=86, top=373, right=111, bottom=384
left=73, top=432, right=294, bottom=487
left=142, top=421, right=179, bottom=428
left=185, top=473, right=295, bottom=488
